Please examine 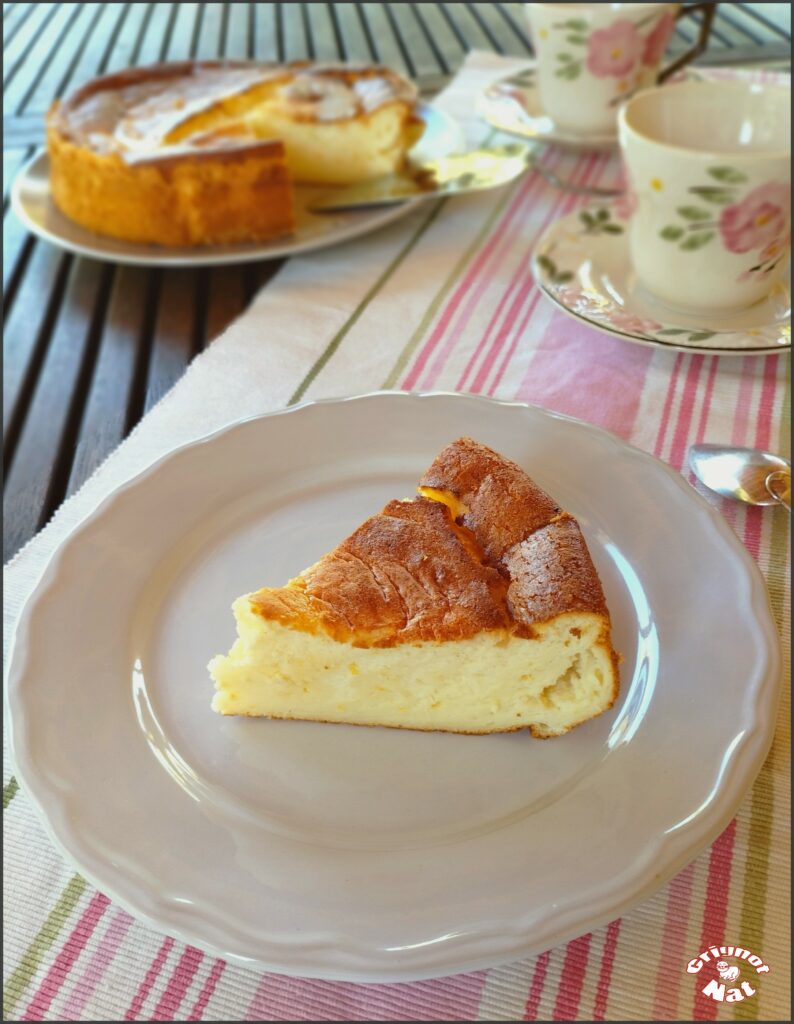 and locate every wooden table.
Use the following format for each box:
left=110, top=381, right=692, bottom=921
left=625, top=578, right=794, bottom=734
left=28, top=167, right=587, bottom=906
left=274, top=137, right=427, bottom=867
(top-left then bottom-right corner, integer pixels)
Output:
left=3, top=2, right=790, bottom=562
